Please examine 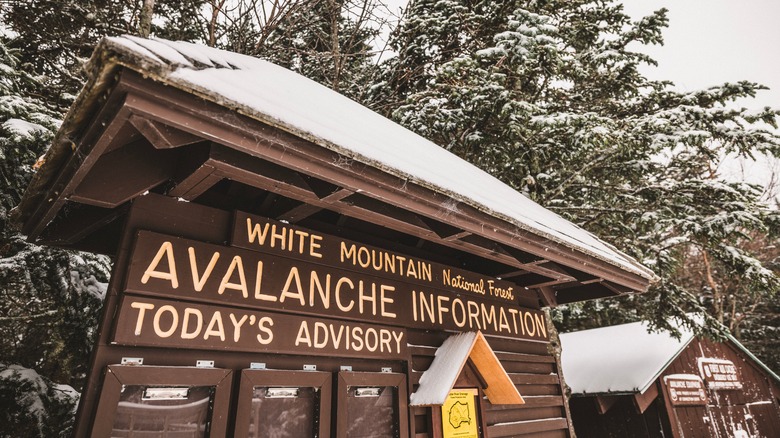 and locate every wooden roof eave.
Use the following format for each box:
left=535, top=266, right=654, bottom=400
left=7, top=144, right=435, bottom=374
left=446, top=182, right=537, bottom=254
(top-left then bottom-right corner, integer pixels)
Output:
left=12, top=62, right=653, bottom=301
left=115, top=71, right=652, bottom=294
